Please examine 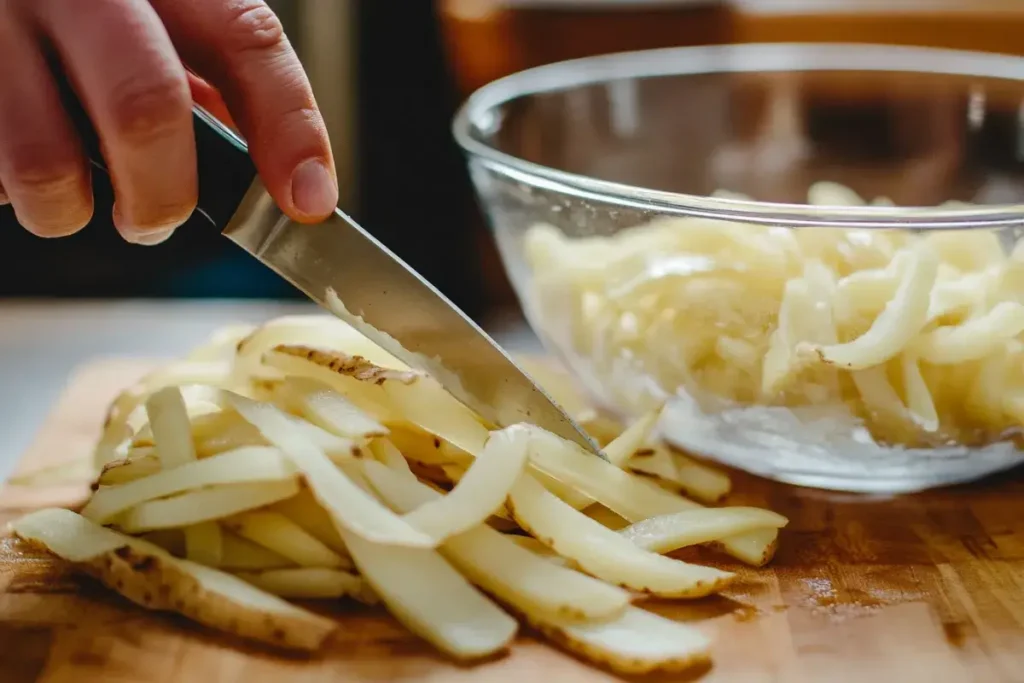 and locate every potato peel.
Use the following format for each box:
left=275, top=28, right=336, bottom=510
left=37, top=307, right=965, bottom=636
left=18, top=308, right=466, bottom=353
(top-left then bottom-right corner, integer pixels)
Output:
left=10, top=508, right=336, bottom=651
